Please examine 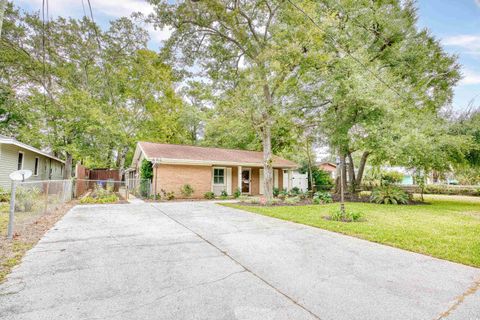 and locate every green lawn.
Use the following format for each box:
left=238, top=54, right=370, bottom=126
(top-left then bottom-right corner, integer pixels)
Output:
left=224, top=195, right=480, bottom=267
